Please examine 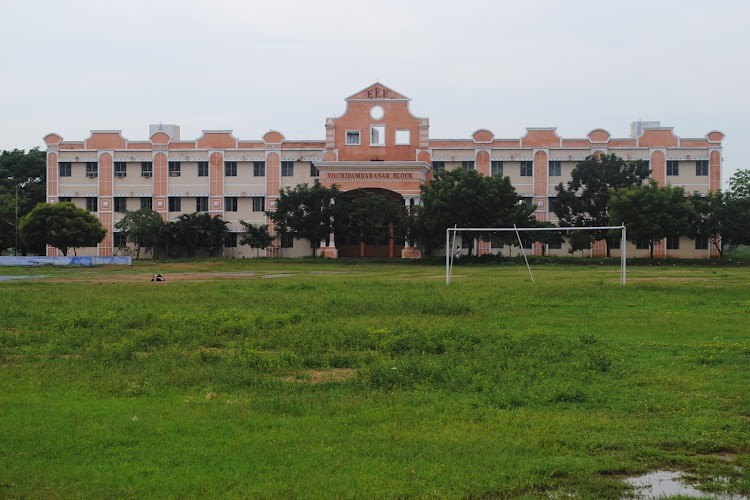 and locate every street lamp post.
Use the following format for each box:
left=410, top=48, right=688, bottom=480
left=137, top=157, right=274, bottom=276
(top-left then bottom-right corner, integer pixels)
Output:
left=15, top=183, right=19, bottom=256
left=7, top=176, right=19, bottom=256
